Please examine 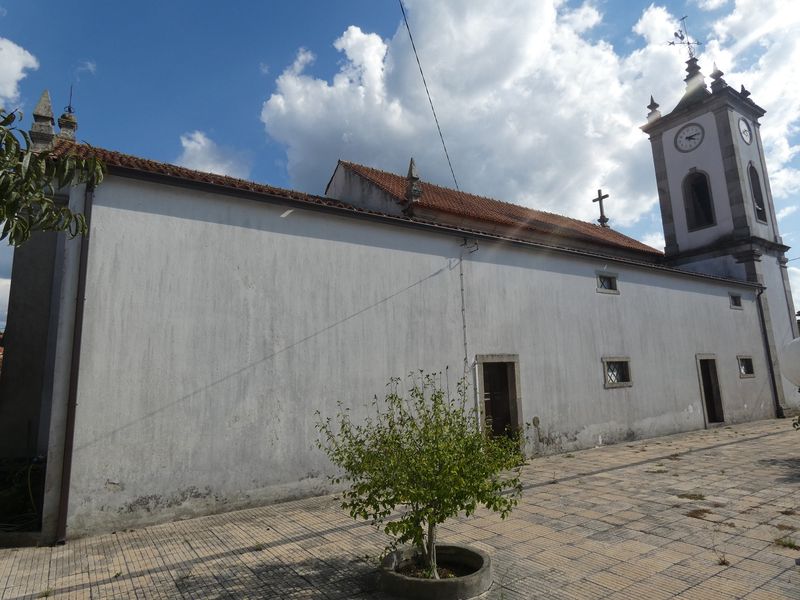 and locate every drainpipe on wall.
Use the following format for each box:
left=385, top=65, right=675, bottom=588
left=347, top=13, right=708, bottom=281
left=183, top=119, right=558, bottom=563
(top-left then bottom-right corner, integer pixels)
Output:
left=756, top=286, right=784, bottom=419
left=459, top=239, right=479, bottom=427
left=55, top=182, right=94, bottom=543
